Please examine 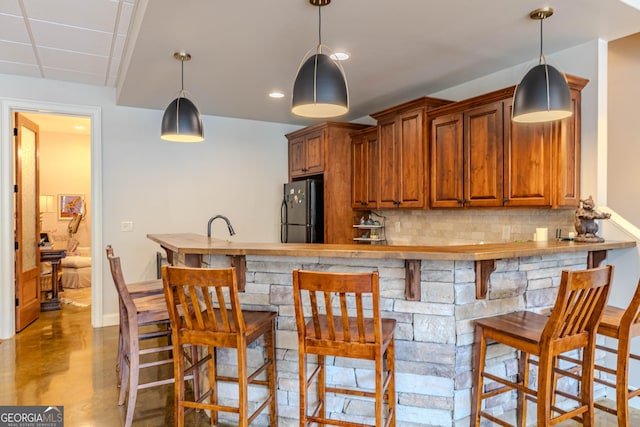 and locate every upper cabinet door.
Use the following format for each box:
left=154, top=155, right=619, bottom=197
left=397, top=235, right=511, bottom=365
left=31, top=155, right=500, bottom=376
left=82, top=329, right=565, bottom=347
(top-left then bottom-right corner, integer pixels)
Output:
left=377, top=118, right=399, bottom=208
left=304, top=131, right=324, bottom=175
left=503, top=99, right=552, bottom=207
left=464, top=102, right=504, bottom=207
left=288, top=136, right=307, bottom=178
left=552, top=89, right=581, bottom=208
left=430, top=113, right=464, bottom=208
left=397, top=109, right=426, bottom=208
left=351, top=127, right=378, bottom=209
